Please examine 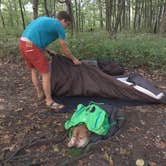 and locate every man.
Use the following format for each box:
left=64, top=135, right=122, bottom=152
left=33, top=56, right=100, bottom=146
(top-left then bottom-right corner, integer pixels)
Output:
left=19, top=11, right=81, bottom=110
